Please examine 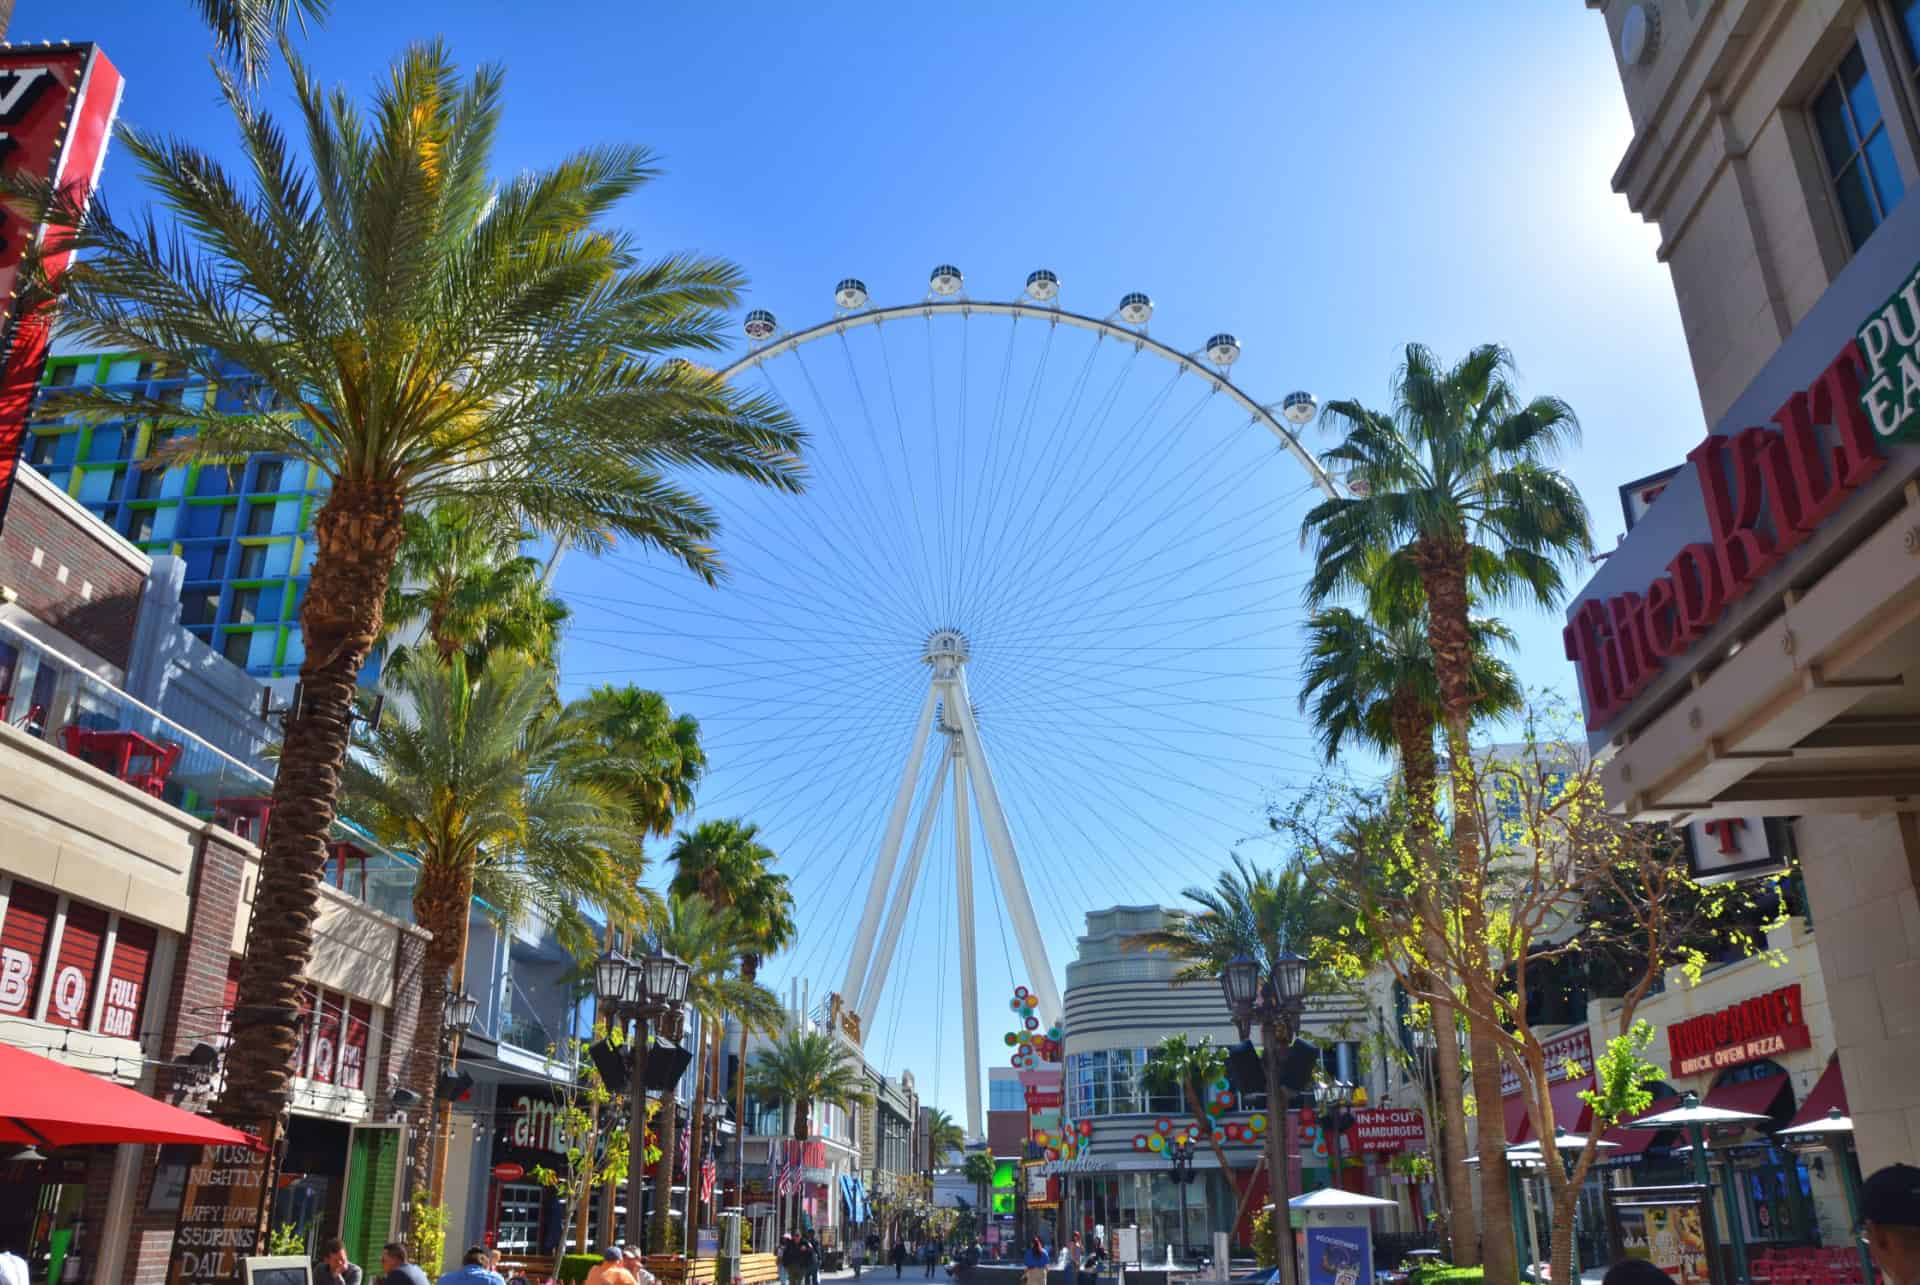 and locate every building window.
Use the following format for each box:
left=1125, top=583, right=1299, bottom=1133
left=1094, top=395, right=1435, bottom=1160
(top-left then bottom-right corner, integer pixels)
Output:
left=231, top=588, right=261, bottom=625
left=27, top=434, right=59, bottom=467
left=222, top=631, right=253, bottom=666
left=255, top=459, right=286, bottom=492
left=245, top=502, right=275, bottom=536
left=182, top=589, right=220, bottom=625
left=127, top=509, right=156, bottom=542
left=47, top=364, right=80, bottom=388
left=1813, top=44, right=1905, bottom=251
left=237, top=544, right=268, bottom=578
